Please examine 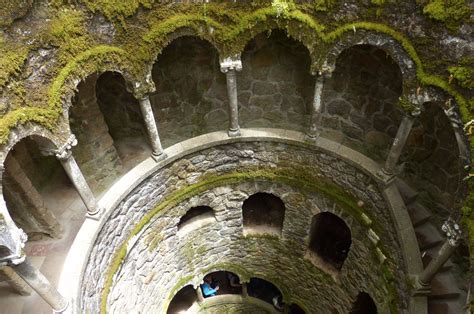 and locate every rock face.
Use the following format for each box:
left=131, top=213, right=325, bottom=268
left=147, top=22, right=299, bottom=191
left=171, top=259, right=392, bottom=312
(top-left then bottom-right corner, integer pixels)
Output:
left=81, top=141, right=403, bottom=313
